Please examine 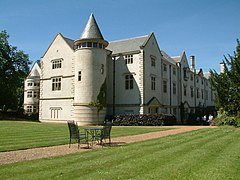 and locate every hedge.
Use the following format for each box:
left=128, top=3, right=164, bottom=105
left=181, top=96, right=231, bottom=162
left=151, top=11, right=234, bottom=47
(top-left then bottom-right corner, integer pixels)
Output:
left=106, top=114, right=177, bottom=126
